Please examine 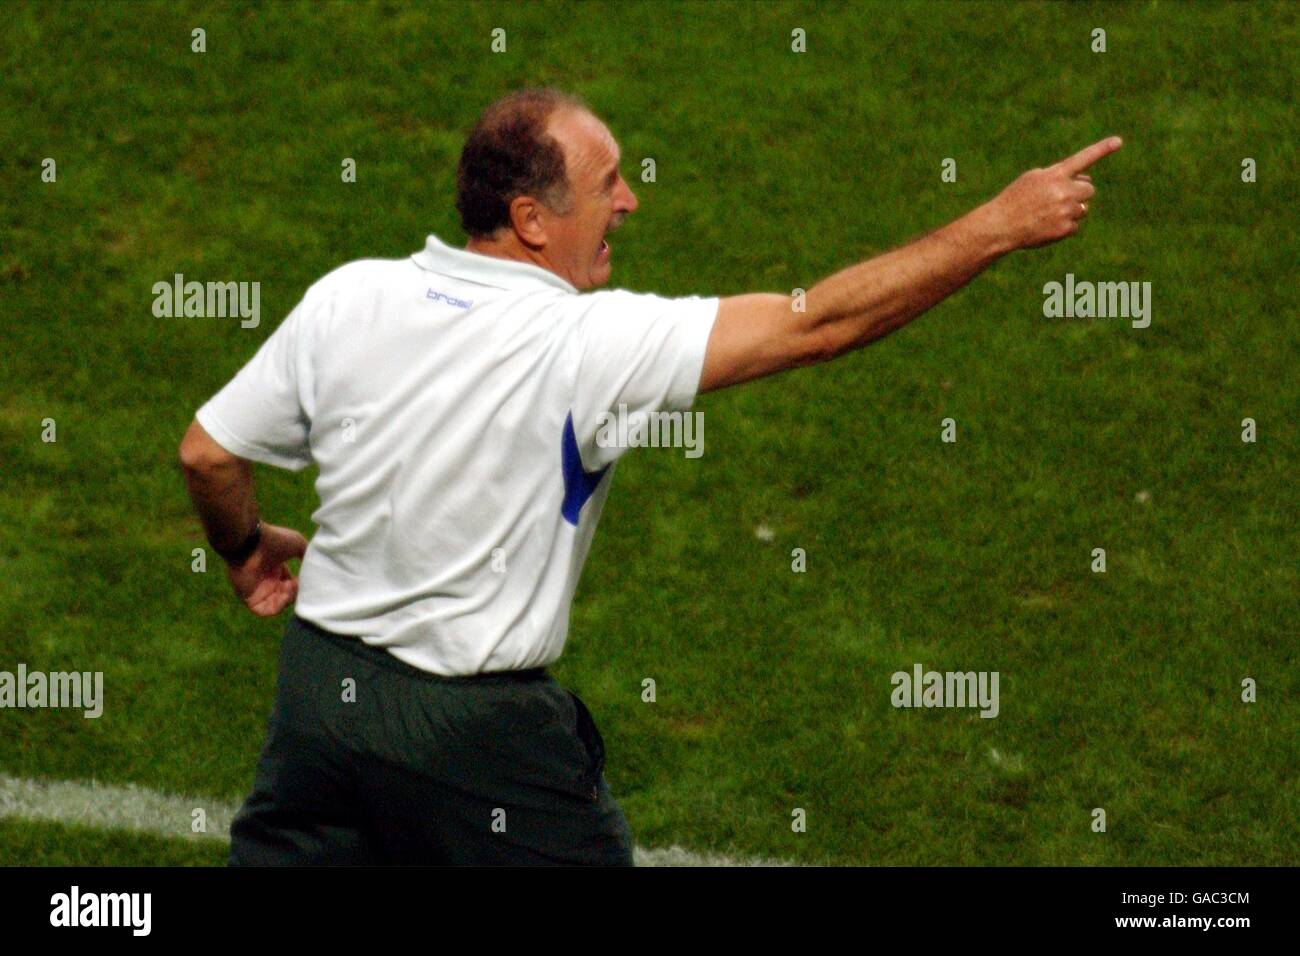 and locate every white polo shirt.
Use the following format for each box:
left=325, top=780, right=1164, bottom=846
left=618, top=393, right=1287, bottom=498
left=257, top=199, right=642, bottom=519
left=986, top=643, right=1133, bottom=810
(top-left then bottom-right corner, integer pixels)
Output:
left=195, top=235, right=718, bottom=675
